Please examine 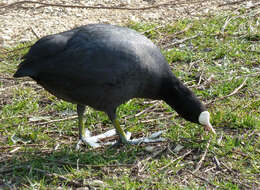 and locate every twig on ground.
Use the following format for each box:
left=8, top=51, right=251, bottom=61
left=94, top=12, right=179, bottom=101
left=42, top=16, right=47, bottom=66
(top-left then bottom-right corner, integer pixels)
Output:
left=0, top=165, right=27, bottom=175
left=0, top=77, right=16, bottom=81
left=0, top=0, right=205, bottom=11
left=207, top=77, right=248, bottom=105
left=0, top=115, right=25, bottom=123
left=191, top=74, right=214, bottom=89
left=170, top=23, right=193, bottom=38
left=164, top=33, right=201, bottom=48
left=141, top=25, right=164, bottom=35
left=247, top=2, right=260, bottom=9
left=31, top=167, right=85, bottom=188
left=221, top=161, right=235, bottom=174
left=158, top=150, right=192, bottom=172
left=231, top=150, right=249, bottom=157
left=1, top=45, right=32, bottom=54
left=123, top=100, right=162, bottom=120
left=159, top=23, right=193, bottom=45
left=129, top=146, right=168, bottom=175
left=140, top=114, right=173, bottom=123
left=247, top=130, right=257, bottom=138
left=219, top=1, right=260, bottom=10
left=213, top=156, right=221, bottom=168
left=152, top=146, right=169, bottom=158
left=220, top=162, right=256, bottom=188
left=243, top=50, right=260, bottom=54
left=142, top=100, right=158, bottom=105
left=221, top=14, right=248, bottom=36
left=30, top=26, right=40, bottom=39
left=193, top=139, right=211, bottom=173
left=0, top=144, right=45, bottom=149
left=230, top=178, right=253, bottom=189
left=35, top=115, right=78, bottom=125
left=9, top=147, right=21, bottom=153
left=204, top=166, right=216, bottom=173
left=218, top=0, right=245, bottom=7
left=217, top=132, right=223, bottom=145
left=243, top=71, right=260, bottom=78
left=44, top=158, right=134, bottom=168
left=188, top=58, right=204, bottom=71
left=221, top=16, right=232, bottom=35
left=135, top=102, right=160, bottom=117
left=0, top=81, right=36, bottom=93
left=197, top=71, right=204, bottom=86
left=186, top=170, right=218, bottom=188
